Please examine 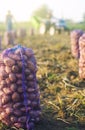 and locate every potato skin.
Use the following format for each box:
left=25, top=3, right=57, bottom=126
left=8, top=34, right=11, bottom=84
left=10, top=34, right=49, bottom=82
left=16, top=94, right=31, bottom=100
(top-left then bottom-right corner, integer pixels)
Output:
left=12, top=92, right=20, bottom=102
